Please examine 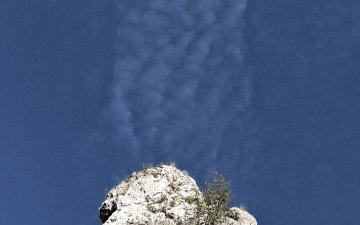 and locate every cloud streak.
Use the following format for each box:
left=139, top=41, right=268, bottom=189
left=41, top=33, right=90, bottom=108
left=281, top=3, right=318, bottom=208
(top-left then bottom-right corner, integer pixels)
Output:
left=103, top=0, right=256, bottom=185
